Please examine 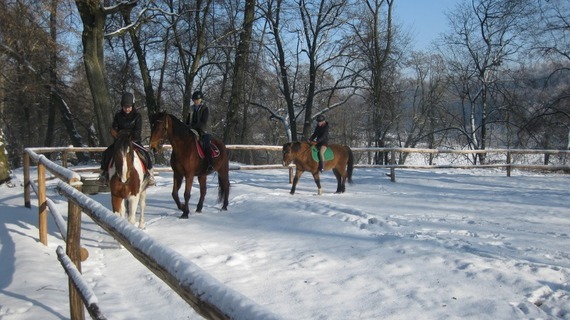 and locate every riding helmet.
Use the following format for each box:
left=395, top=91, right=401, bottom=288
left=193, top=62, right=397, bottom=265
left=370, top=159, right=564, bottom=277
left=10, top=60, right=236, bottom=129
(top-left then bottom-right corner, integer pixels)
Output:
left=316, top=114, right=326, bottom=122
left=121, top=92, right=135, bottom=107
left=192, top=91, right=204, bottom=100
